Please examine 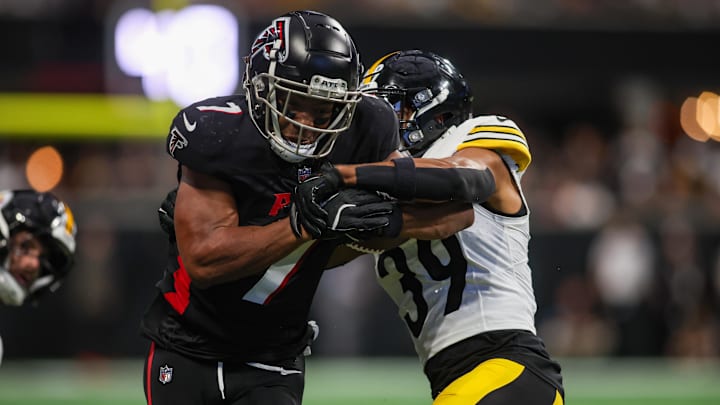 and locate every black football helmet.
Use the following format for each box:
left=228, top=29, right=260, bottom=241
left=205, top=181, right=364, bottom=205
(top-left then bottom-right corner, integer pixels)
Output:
left=361, top=50, right=473, bottom=157
left=244, top=10, right=363, bottom=163
left=0, top=189, right=77, bottom=300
